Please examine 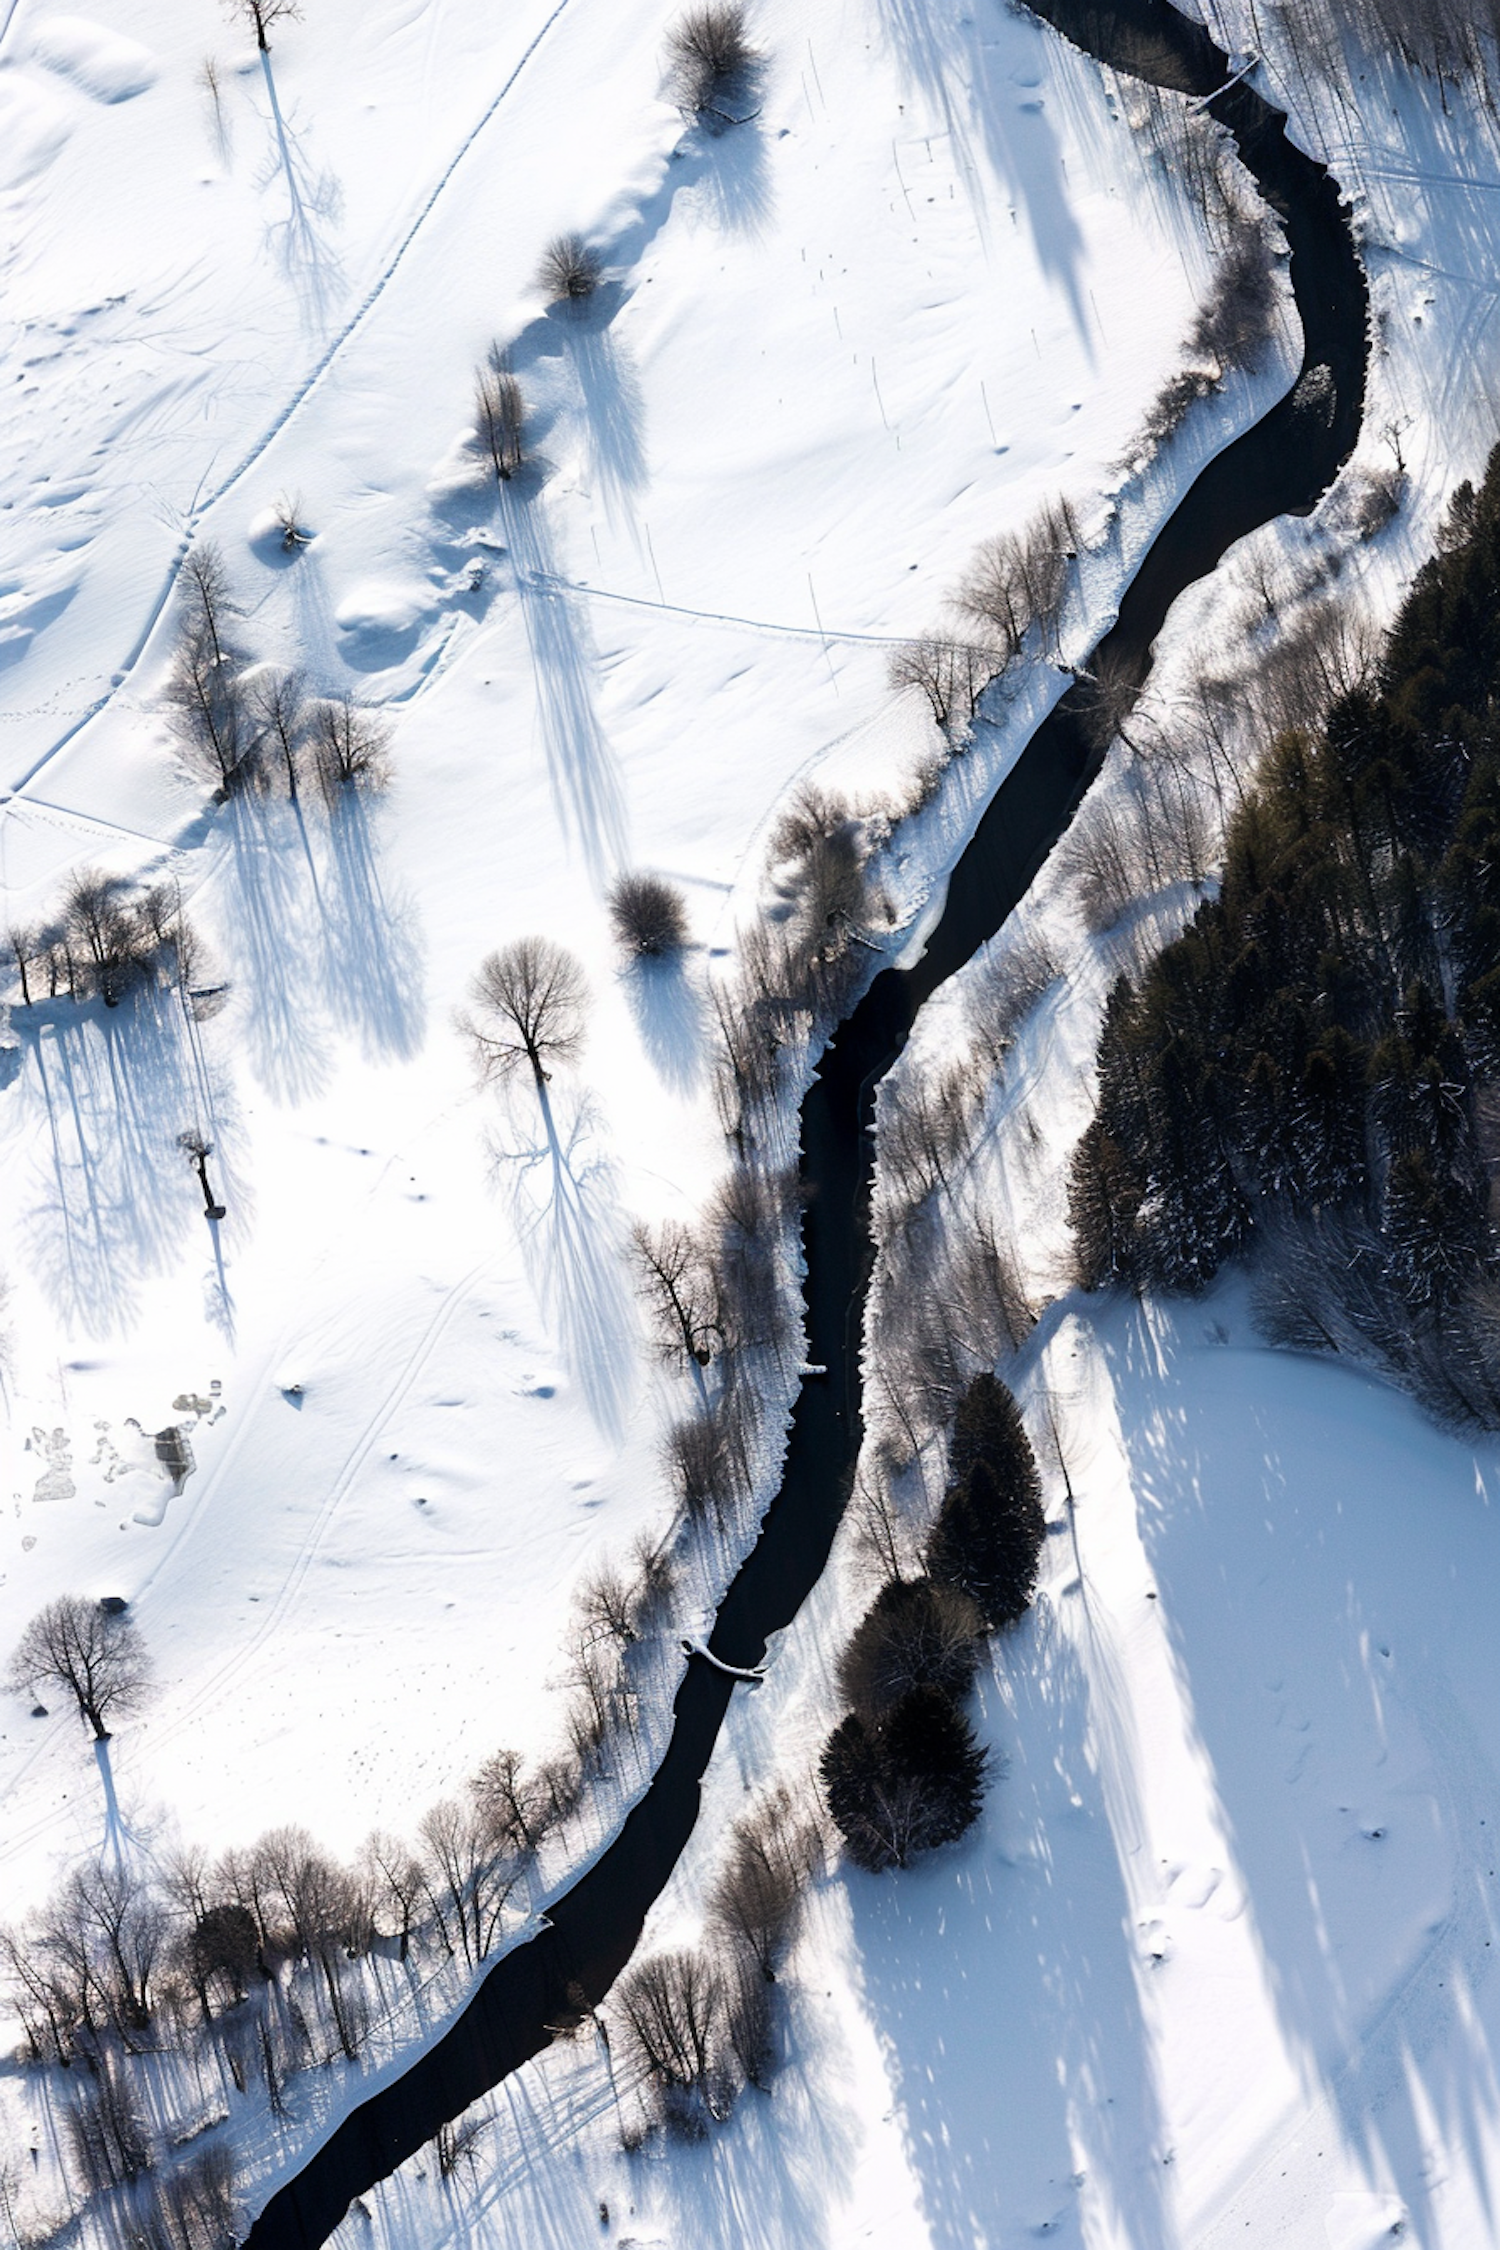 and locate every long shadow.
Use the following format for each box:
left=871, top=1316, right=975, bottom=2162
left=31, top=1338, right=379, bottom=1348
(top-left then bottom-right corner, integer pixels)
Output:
left=321, top=789, right=425, bottom=1063
left=501, top=477, right=628, bottom=887
left=875, top=0, right=1089, bottom=326
left=258, top=50, right=345, bottom=330
left=620, top=953, right=707, bottom=1096
left=244, top=0, right=1369, bottom=2235
left=221, top=790, right=332, bottom=1104
left=16, top=987, right=231, bottom=1337
left=493, top=1082, right=637, bottom=1444
left=851, top=1625, right=1171, bottom=2247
